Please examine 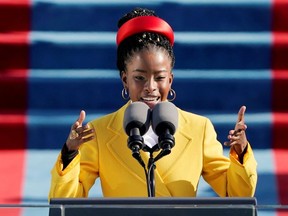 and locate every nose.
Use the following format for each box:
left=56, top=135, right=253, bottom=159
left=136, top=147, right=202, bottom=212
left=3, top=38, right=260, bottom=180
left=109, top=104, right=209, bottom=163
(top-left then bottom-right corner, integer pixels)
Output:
left=145, top=78, right=157, bottom=93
